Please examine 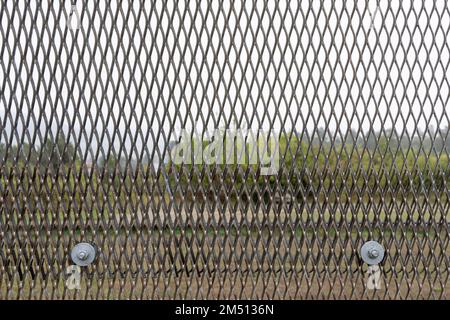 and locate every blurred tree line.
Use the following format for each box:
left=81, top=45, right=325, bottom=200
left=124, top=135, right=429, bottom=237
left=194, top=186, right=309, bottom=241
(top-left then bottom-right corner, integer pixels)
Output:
left=165, top=126, right=450, bottom=203
left=0, top=133, right=77, bottom=170
left=3, top=126, right=449, bottom=167
left=1, top=128, right=450, bottom=209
